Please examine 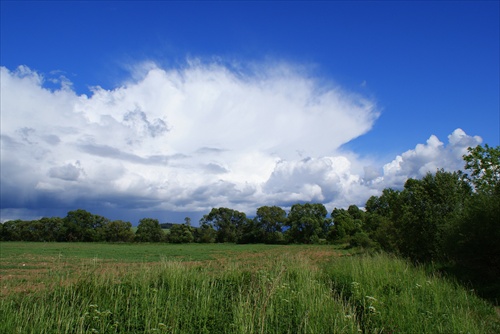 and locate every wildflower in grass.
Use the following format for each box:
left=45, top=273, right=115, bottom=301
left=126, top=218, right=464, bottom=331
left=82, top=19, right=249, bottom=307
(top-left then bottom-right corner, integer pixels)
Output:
left=365, top=295, right=377, bottom=302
